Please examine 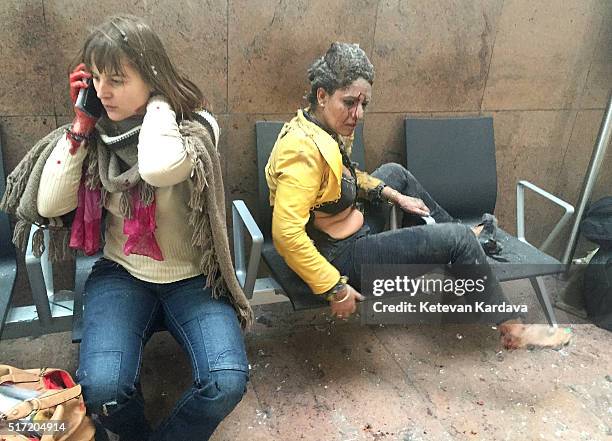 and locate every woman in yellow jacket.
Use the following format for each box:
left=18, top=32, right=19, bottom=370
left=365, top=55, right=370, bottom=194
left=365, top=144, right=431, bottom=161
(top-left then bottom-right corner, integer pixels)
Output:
left=266, top=43, right=571, bottom=350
